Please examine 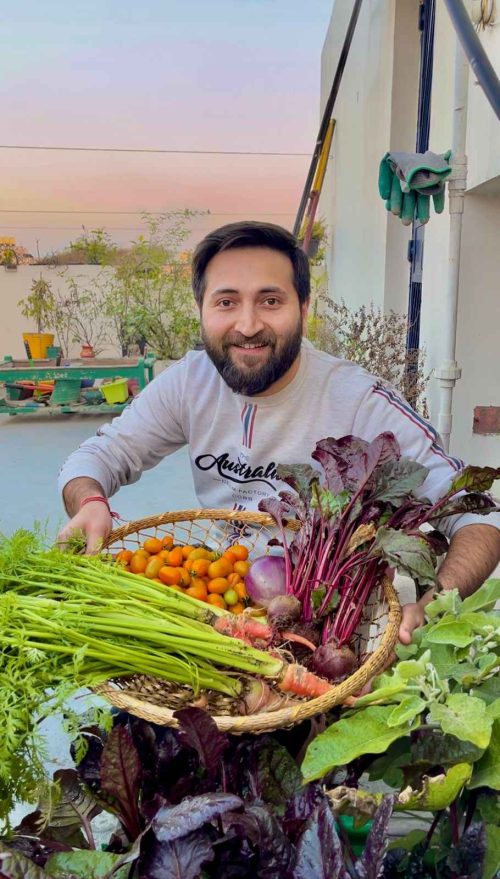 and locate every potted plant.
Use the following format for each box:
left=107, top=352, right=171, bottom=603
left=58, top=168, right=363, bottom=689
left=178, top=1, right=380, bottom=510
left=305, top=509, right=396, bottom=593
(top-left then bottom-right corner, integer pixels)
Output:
left=1, top=247, right=18, bottom=271
left=18, top=275, right=57, bottom=358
